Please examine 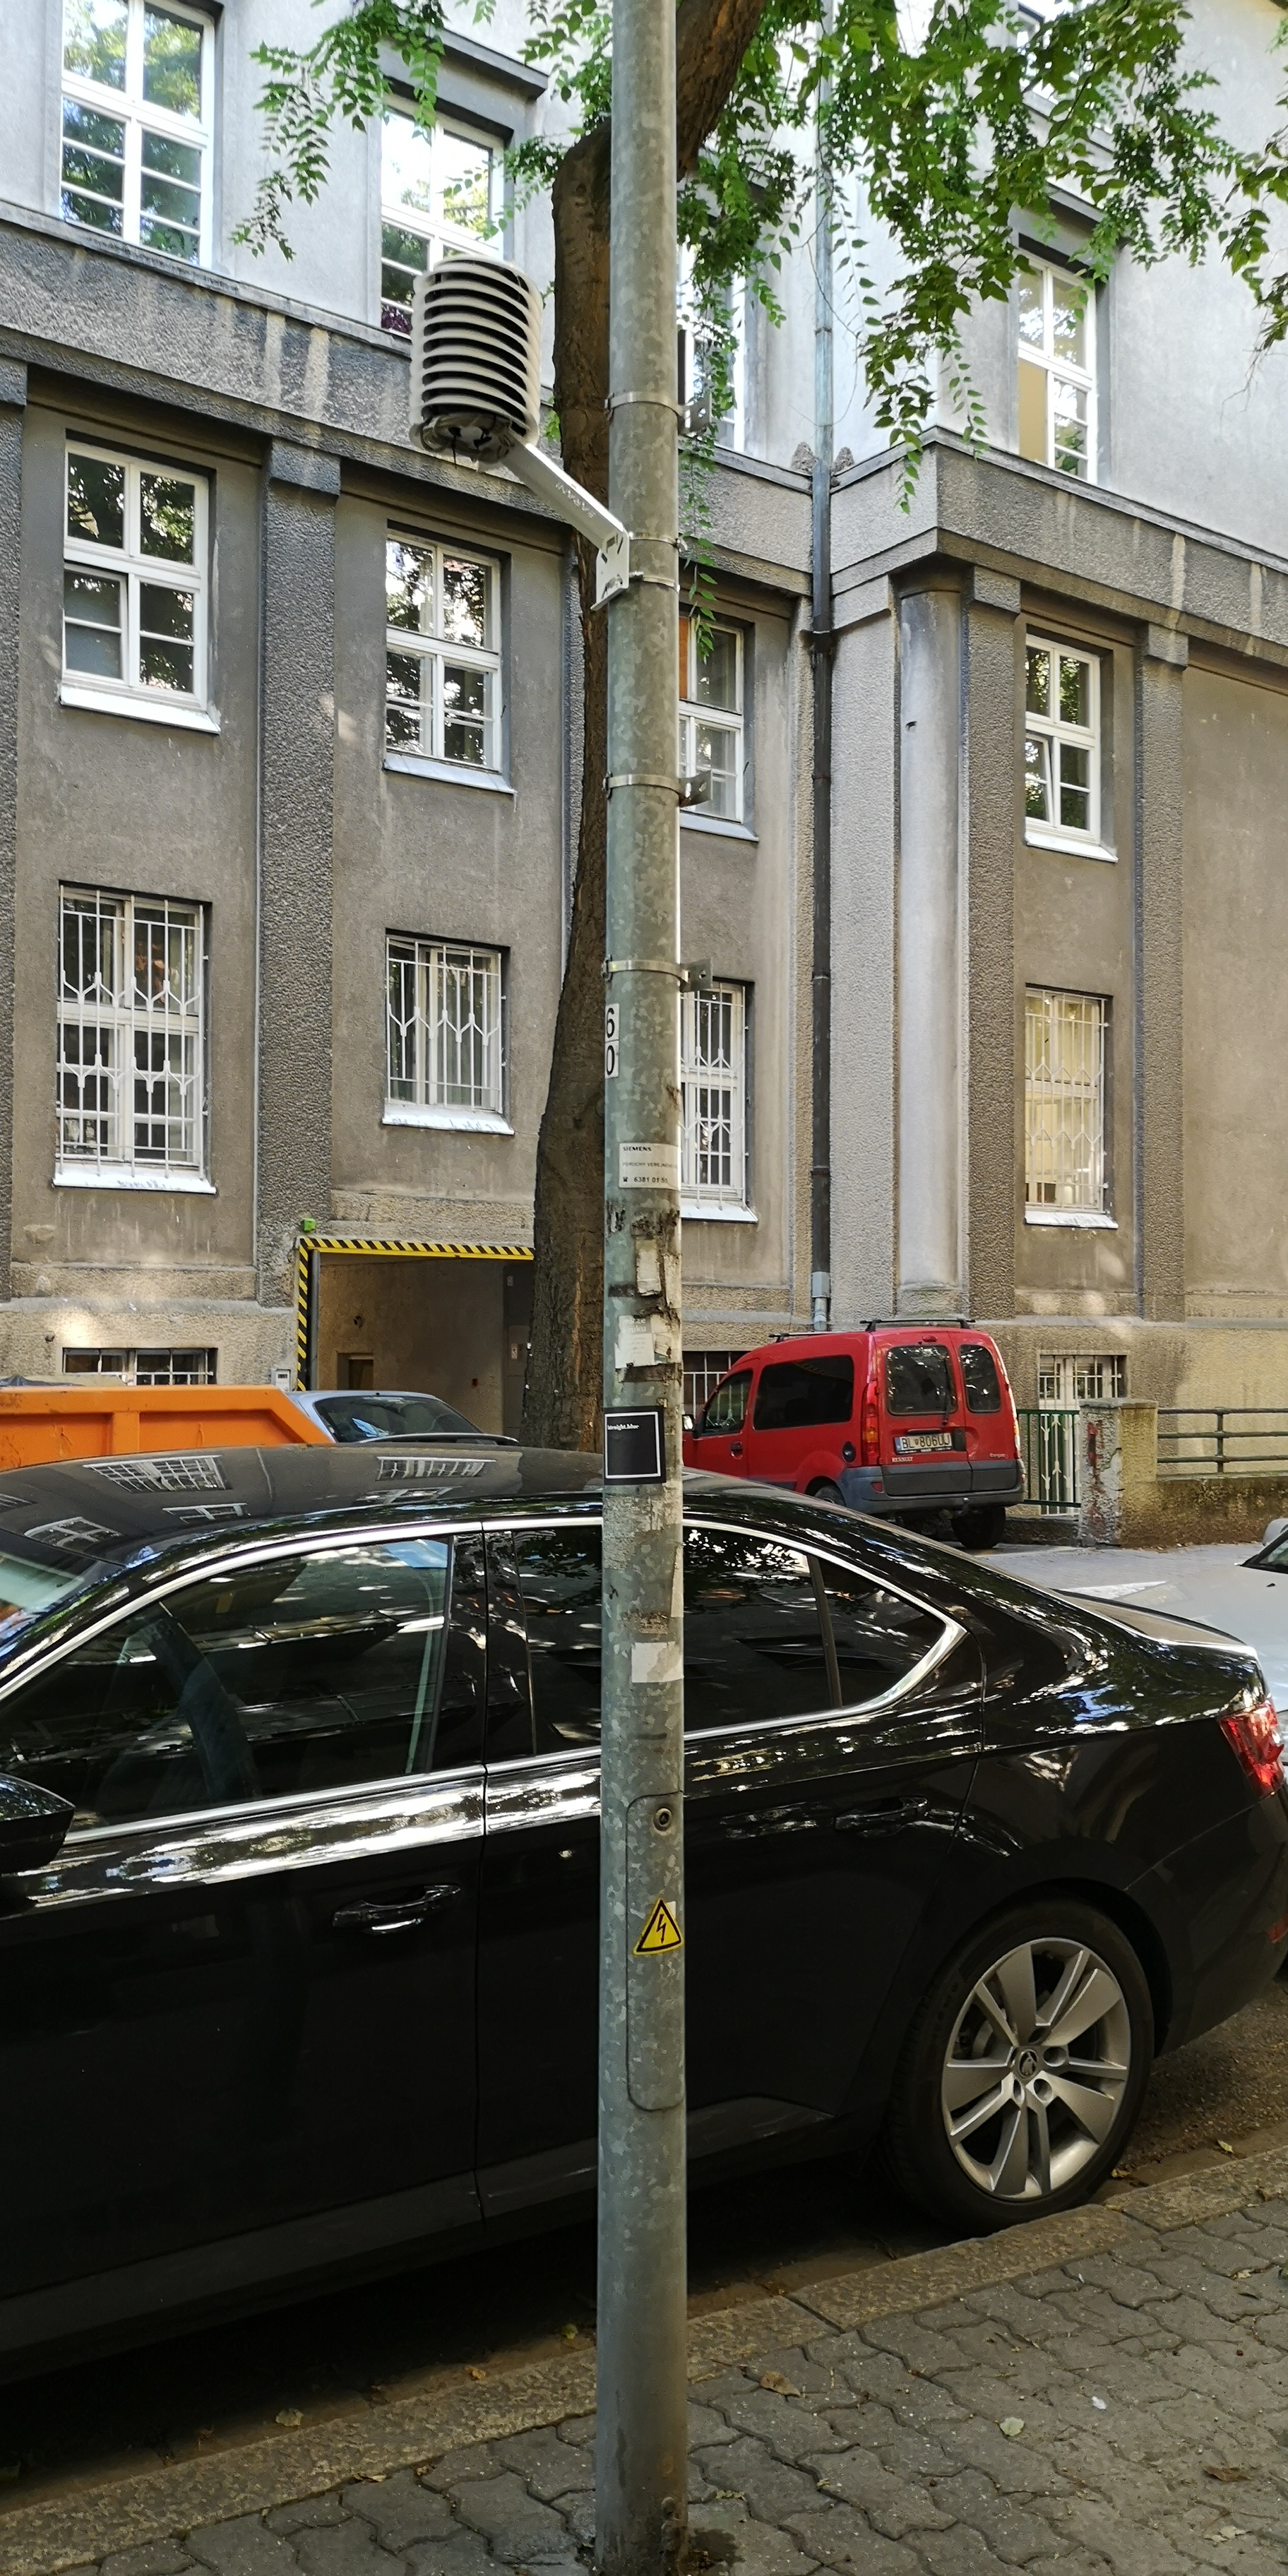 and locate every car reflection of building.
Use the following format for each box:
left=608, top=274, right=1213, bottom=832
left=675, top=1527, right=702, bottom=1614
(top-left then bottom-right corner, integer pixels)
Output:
left=3, top=1, right=1288, bottom=1429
